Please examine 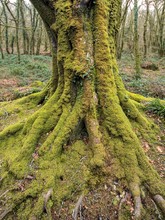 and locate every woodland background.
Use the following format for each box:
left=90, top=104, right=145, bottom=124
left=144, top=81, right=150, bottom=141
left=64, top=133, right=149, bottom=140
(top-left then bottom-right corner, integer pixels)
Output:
left=0, top=0, right=164, bottom=103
